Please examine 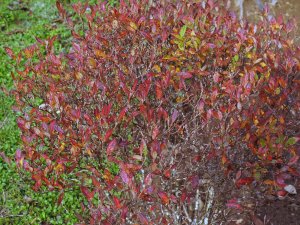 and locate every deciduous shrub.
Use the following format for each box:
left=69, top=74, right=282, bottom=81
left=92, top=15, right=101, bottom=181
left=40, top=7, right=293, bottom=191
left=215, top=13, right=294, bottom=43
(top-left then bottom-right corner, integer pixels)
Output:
left=7, top=0, right=300, bottom=224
